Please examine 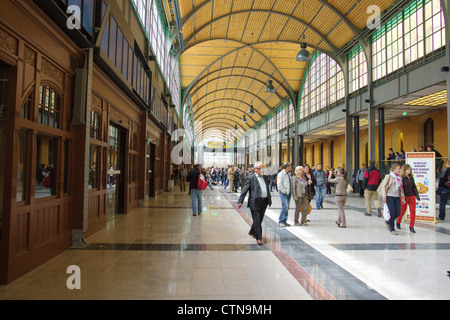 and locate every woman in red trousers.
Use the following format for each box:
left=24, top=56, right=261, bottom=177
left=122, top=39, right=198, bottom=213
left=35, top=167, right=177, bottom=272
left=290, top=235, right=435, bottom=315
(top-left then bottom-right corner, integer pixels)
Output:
left=397, top=164, right=420, bottom=233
